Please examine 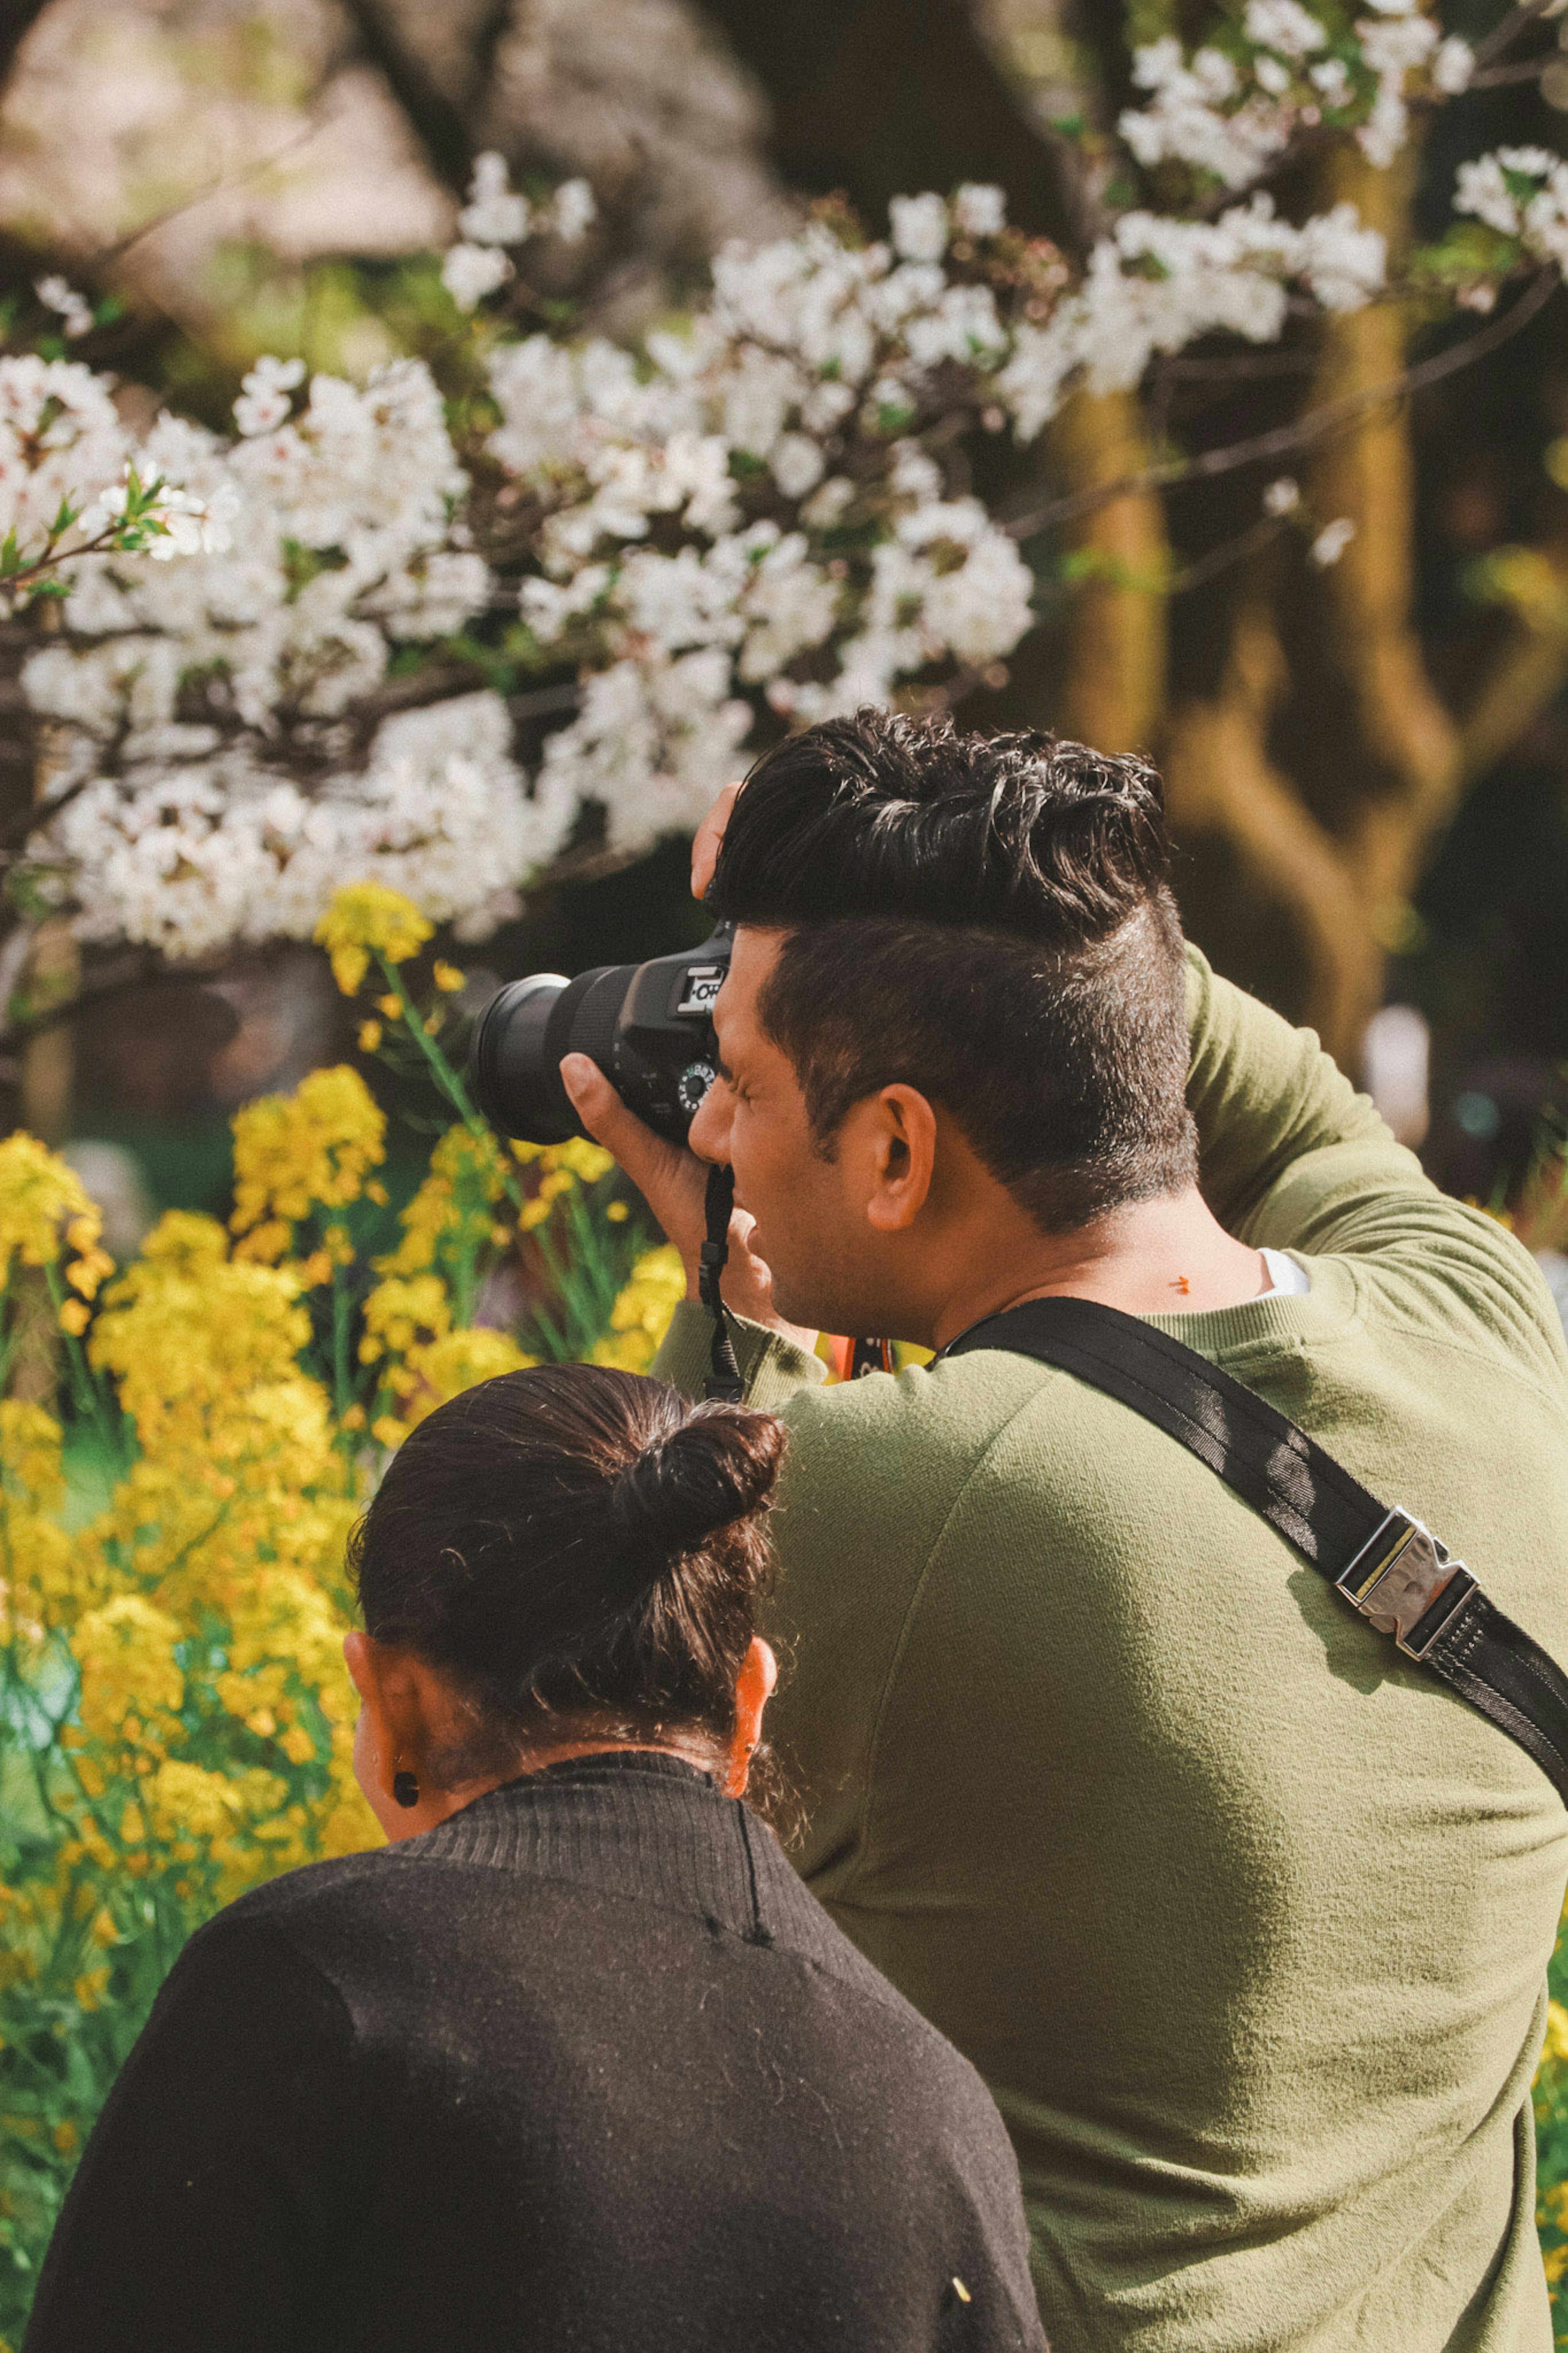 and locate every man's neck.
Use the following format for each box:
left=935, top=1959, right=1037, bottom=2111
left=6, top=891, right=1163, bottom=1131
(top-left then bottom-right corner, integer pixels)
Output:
left=929, top=1187, right=1274, bottom=1352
